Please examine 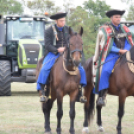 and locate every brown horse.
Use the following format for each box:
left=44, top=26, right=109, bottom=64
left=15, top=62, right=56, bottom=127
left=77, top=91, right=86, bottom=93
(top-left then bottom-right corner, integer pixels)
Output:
left=82, top=46, right=134, bottom=134
left=36, top=27, right=84, bottom=134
